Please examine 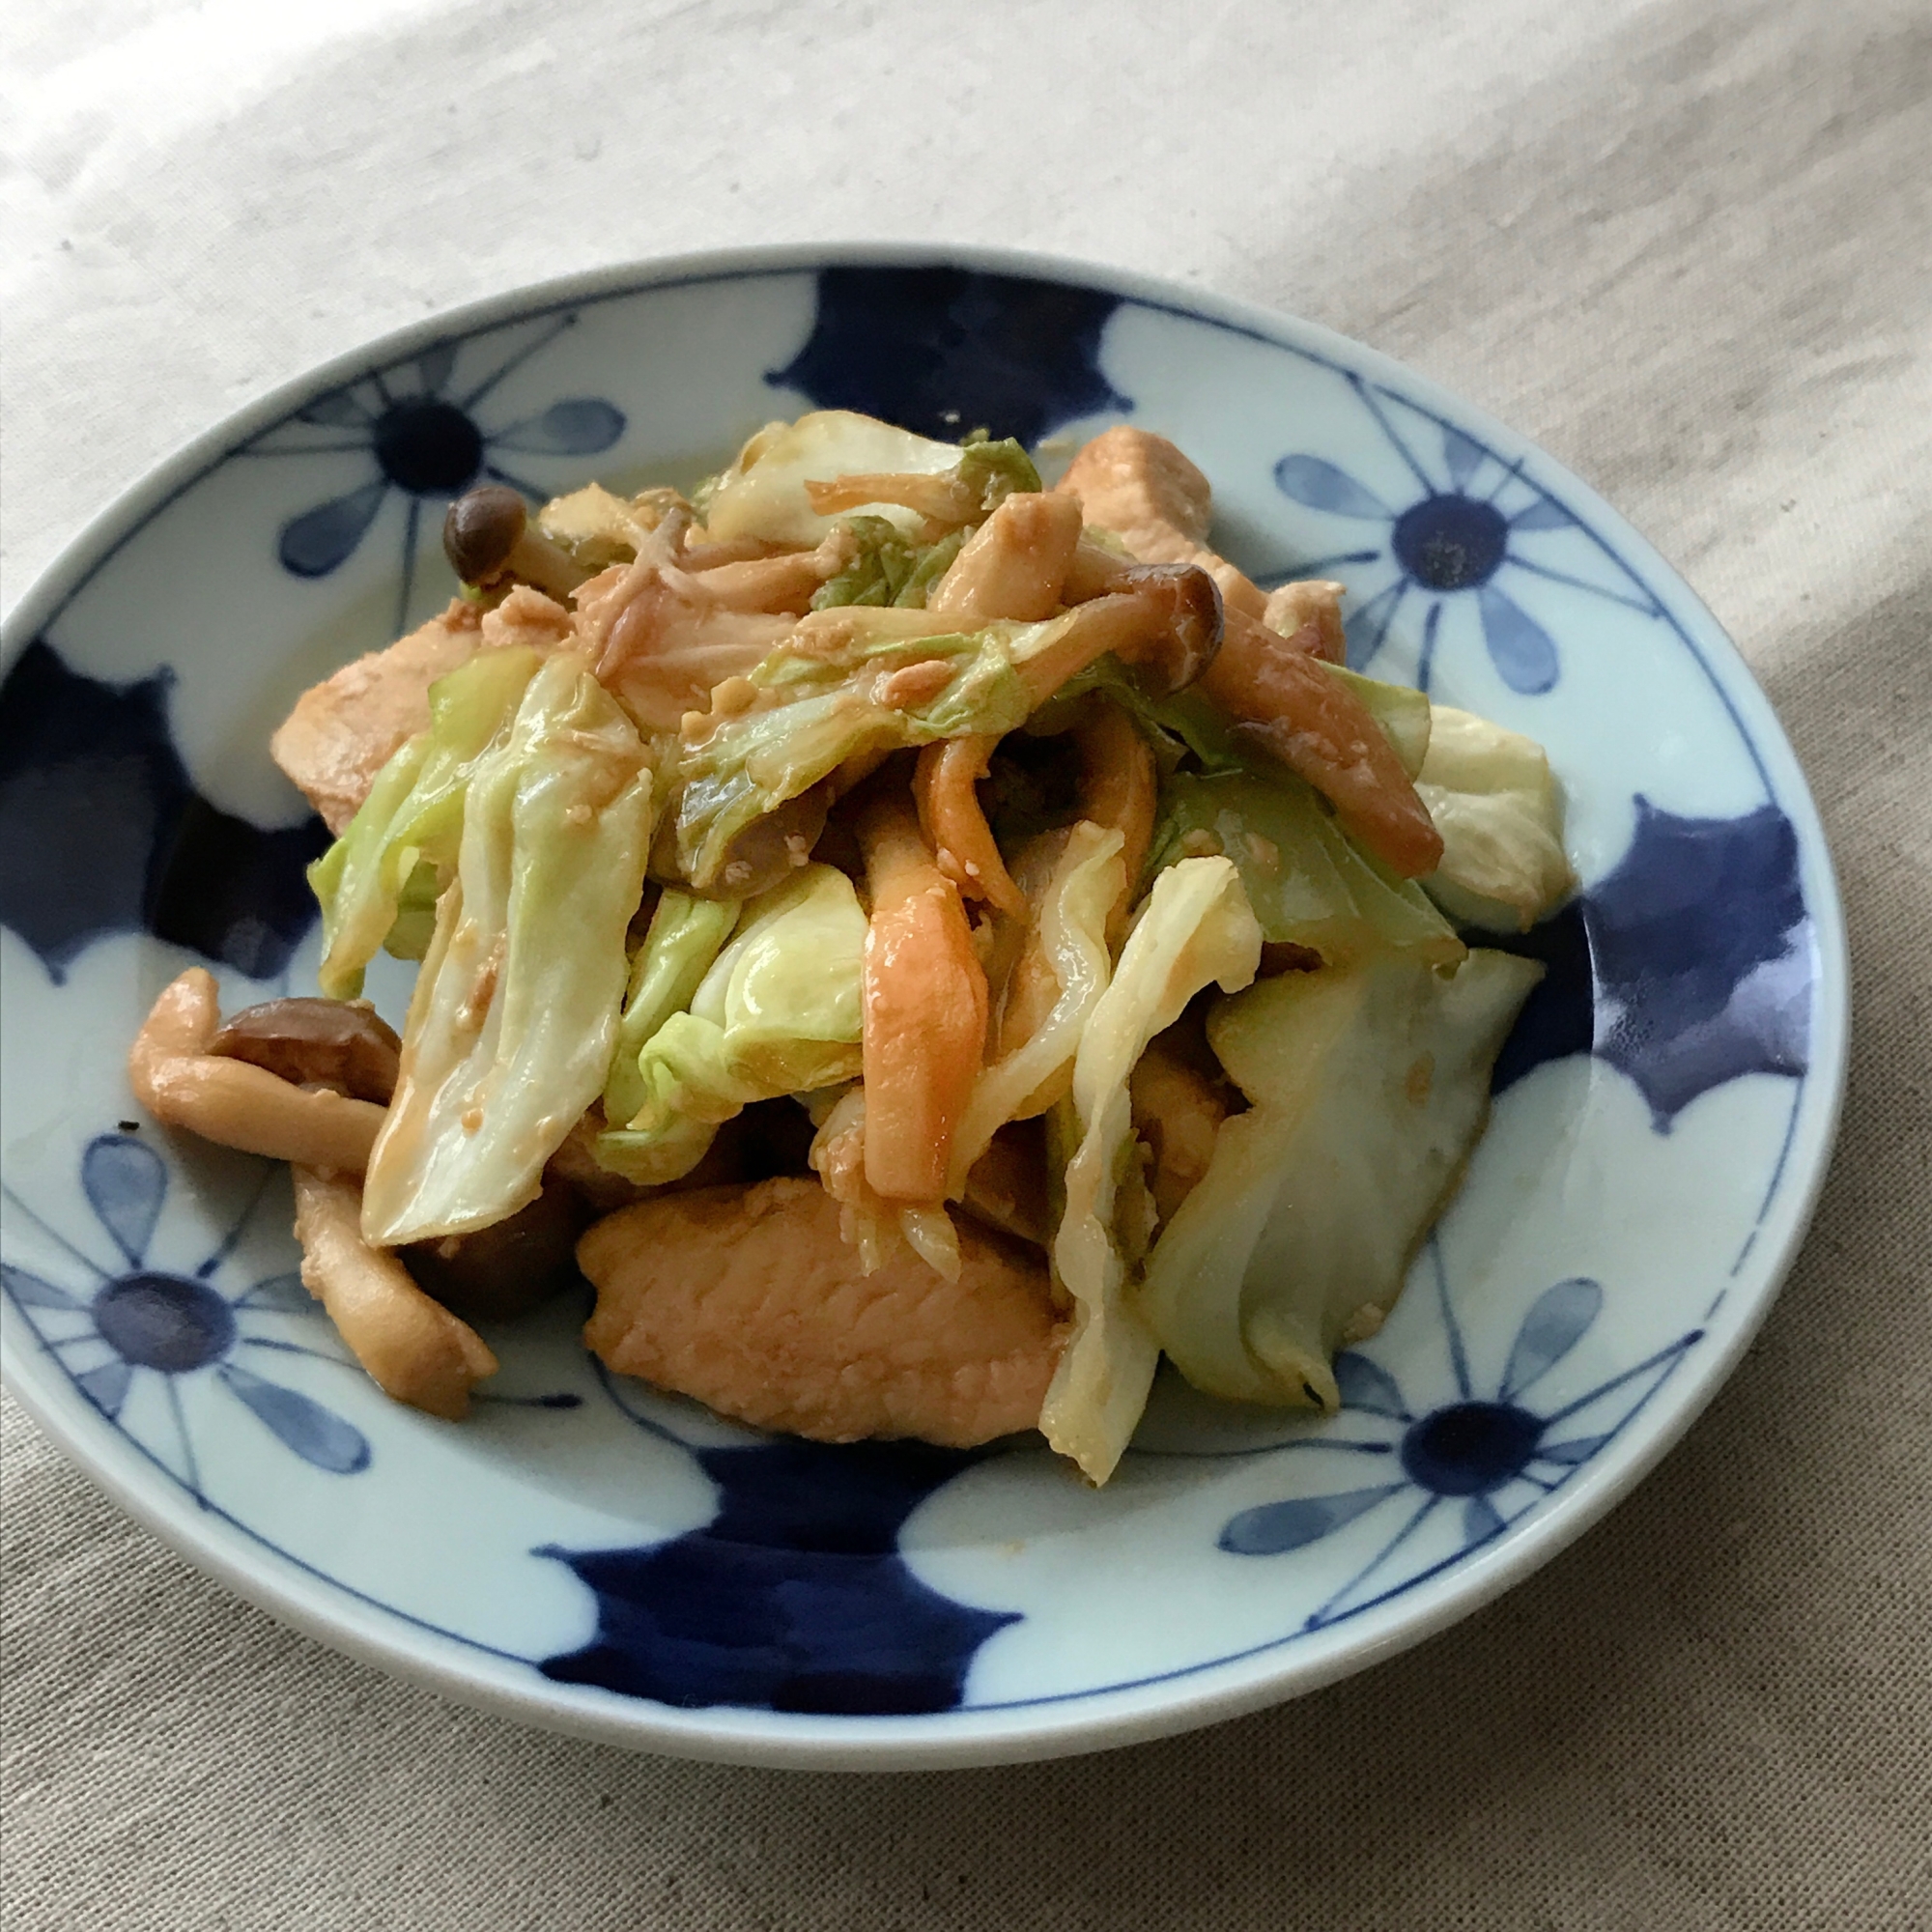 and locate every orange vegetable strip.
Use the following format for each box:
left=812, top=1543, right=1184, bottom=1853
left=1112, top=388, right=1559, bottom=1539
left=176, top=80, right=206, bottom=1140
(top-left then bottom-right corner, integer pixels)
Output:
left=926, top=493, right=1083, bottom=622
left=1202, top=608, right=1444, bottom=878
left=915, top=735, right=1028, bottom=918
left=858, top=792, right=991, bottom=1203
left=1074, top=701, right=1158, bottom=905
